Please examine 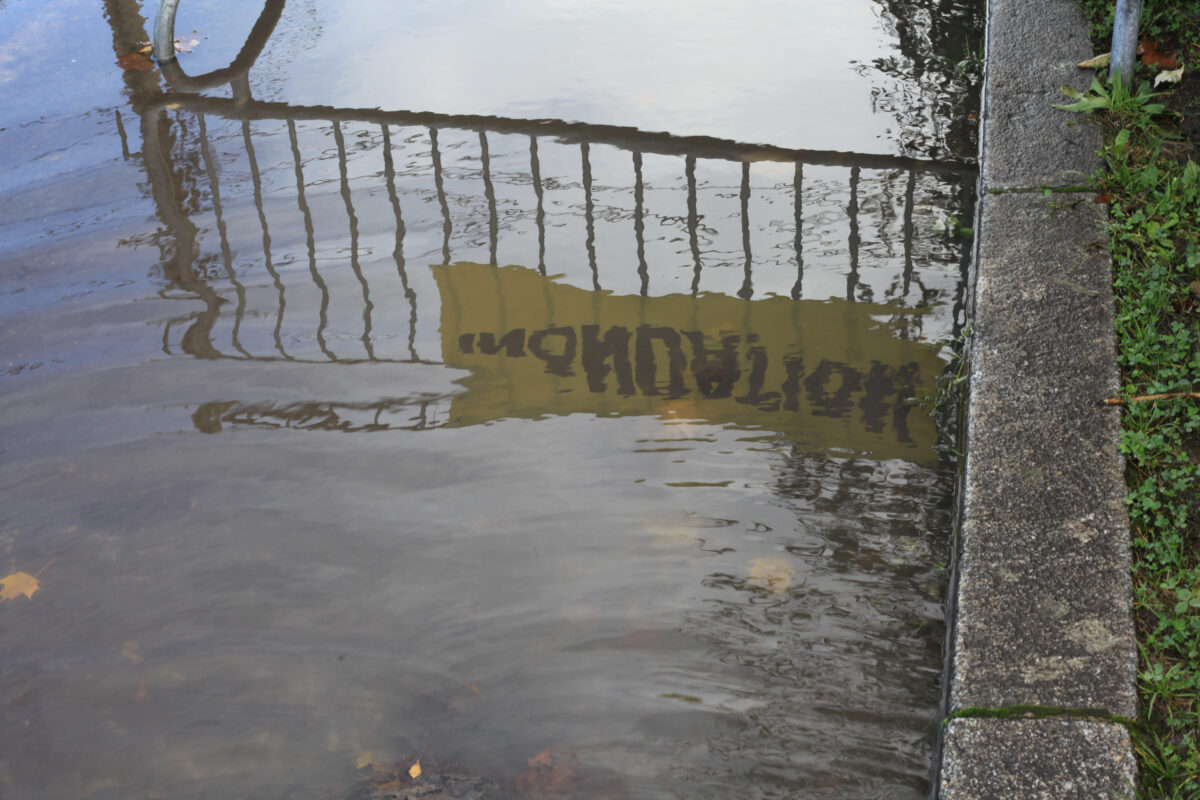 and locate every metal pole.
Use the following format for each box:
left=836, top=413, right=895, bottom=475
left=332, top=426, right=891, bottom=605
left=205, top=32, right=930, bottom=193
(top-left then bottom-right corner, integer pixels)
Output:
left=153, top=0, right=181, bottom=62
left=1110, top=0, right=1142, bottom=86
